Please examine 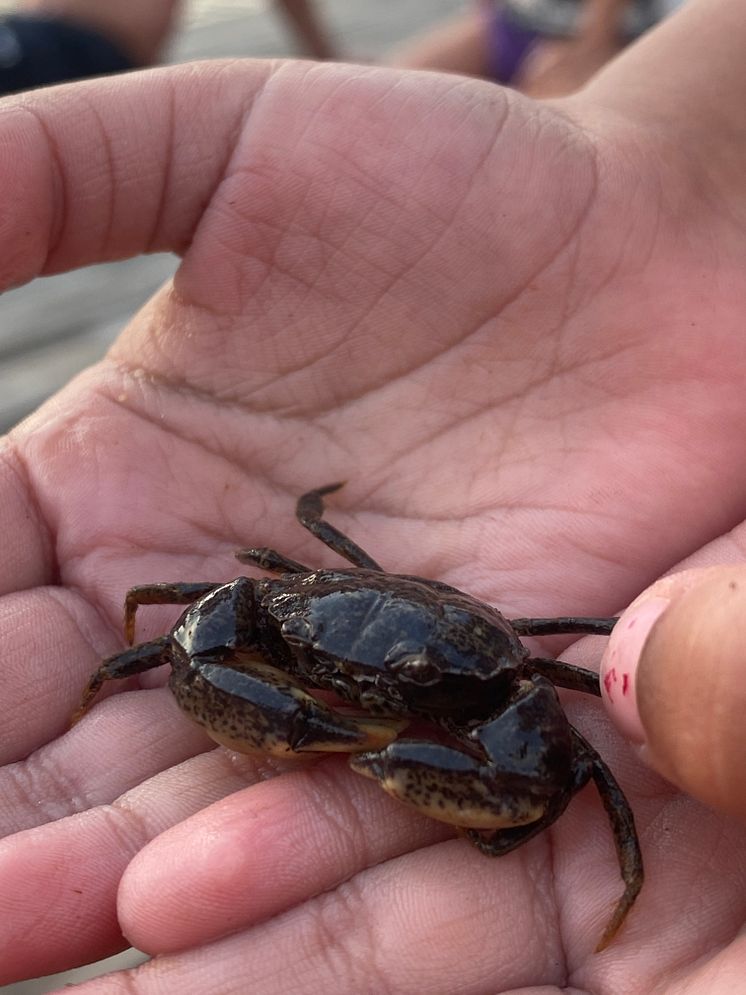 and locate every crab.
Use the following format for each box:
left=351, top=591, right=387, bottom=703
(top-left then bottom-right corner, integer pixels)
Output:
left=74, top=483, right=642, bottom=950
